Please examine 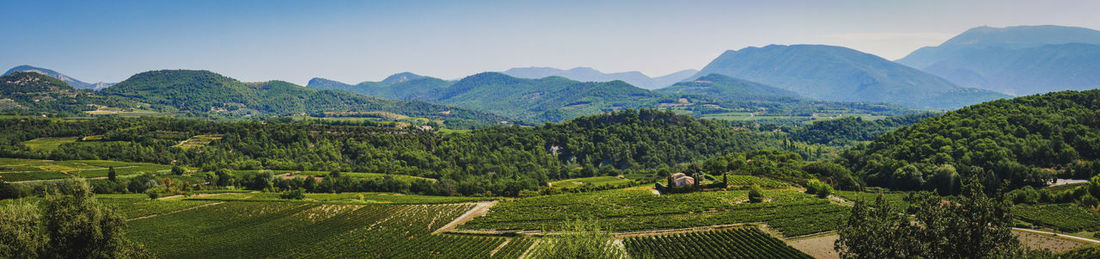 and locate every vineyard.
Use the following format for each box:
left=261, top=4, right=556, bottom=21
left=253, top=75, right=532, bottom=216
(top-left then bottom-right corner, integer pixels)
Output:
left=462, top=189, right=848, bottom=237
left=125, top=201, right=512, bottom=258
left=724, top=175, right=791, bottom=189
left=184, top=191, right=495, bottom=204
left=623, top=227, right=811, bottom=258
left=835, top=190, right=912, bottom=211
left=1013, top=203, right=1100, bottom=232
left=549, top=176, right=634, bottom=190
